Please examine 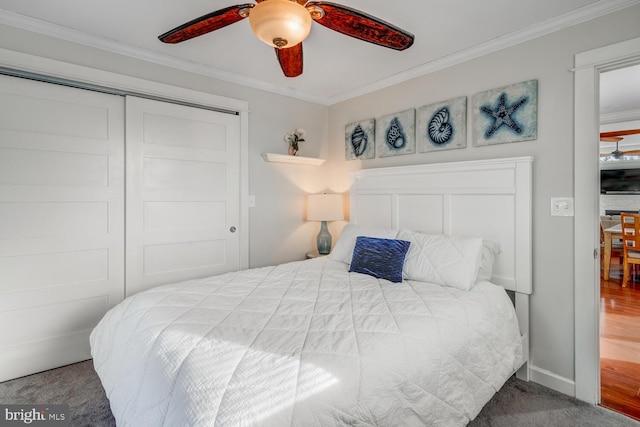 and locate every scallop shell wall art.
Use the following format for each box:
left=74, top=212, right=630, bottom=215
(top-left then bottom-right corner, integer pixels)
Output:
left=375, top=109, right=415, bottom=157
left=472, top=79, right=538, bottom=147
left=417, top=96, right=467, bottom=153
left=345, top=119, right=375, bottom=160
